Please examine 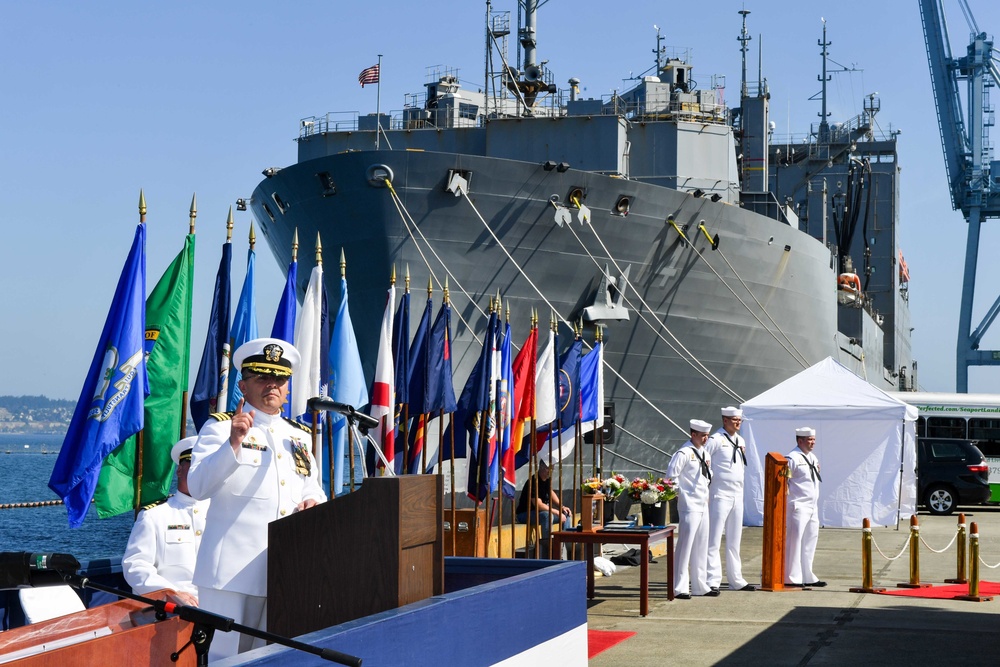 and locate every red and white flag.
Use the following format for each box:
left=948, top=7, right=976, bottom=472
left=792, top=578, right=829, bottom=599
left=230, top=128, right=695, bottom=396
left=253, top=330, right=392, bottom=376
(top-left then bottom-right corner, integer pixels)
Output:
left=369, top=284, right=395, bottom=474
left=358, top=64, right=380, bottom=87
